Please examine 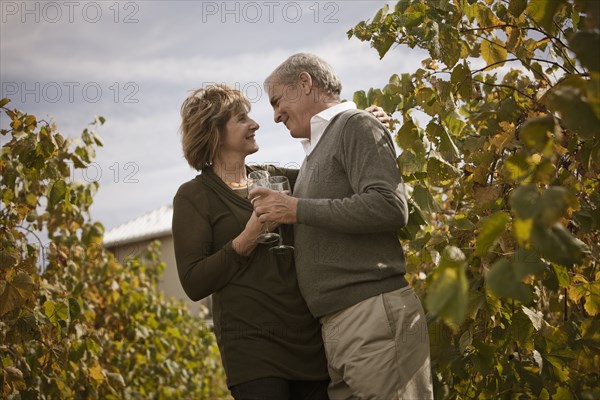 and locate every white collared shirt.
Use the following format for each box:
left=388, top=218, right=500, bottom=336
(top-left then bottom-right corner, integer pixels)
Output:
left=301, top=101, right=357, bottom=156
